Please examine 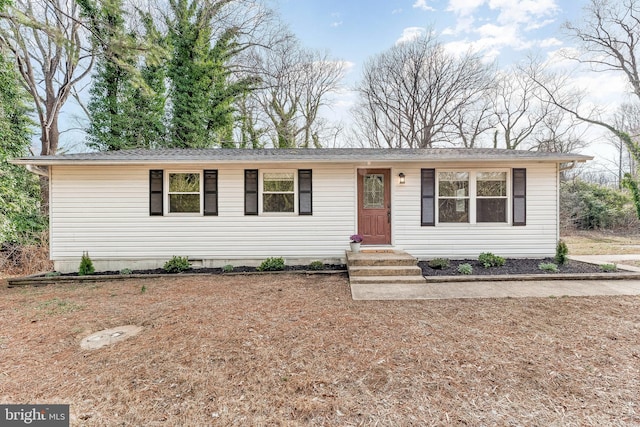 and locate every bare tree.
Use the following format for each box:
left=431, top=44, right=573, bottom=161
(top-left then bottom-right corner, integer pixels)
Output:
left=353, top=32, right=494, bottom=148
left=491, top=67, right=552, bottom=150
left=564, top=0, right=640, bottom=100
left=0, top=0, right=94, bottom=212
left=612, top=102, right=640, bottom=184
left=533, top=108, right=588, bottom=154
left=544, top=0, right=640, bottom=163
left=448, top=94, right=495, bottom=148
left=526, top=0, right=640, bottom=217
left=245, top=34, right=345, bottom=148
left=0, top=0, right=94, bottom=157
